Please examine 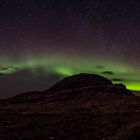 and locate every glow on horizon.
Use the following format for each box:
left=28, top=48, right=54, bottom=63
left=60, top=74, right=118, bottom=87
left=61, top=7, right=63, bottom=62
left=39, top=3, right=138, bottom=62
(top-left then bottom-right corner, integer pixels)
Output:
left=124, top=82, right=140, bottom=91
left=0, top=55, right=140, bottom=91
